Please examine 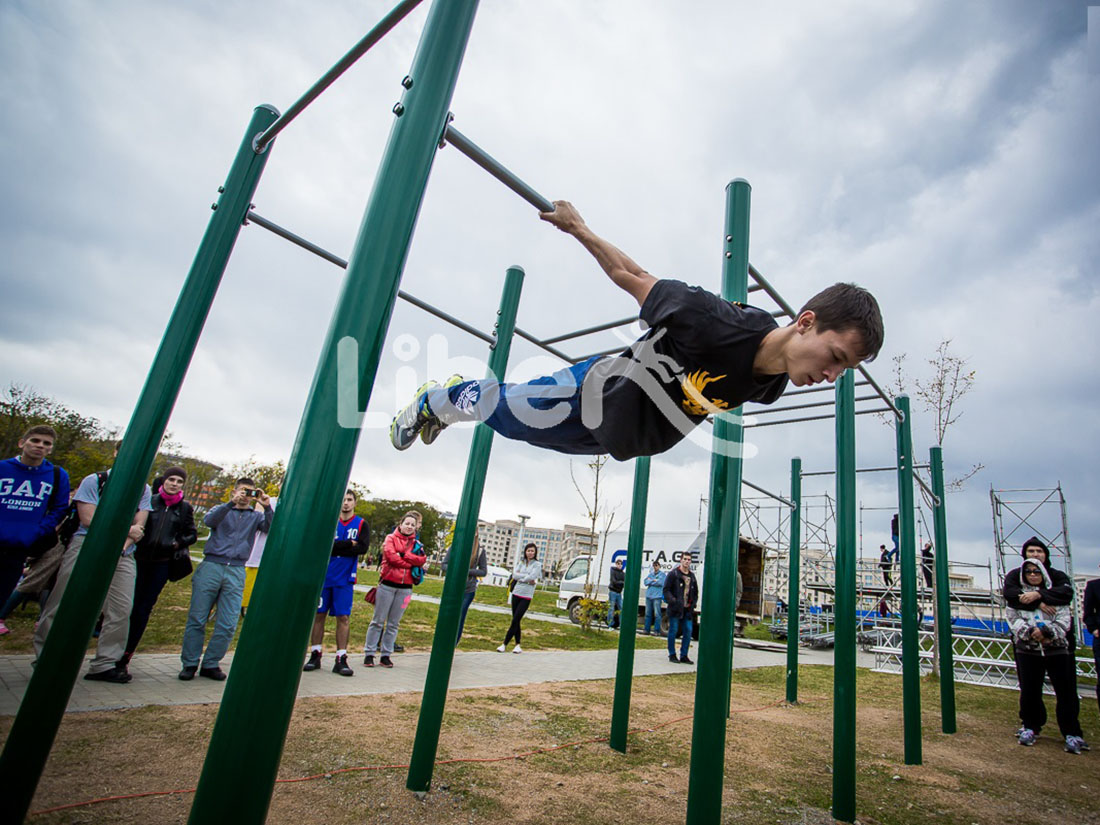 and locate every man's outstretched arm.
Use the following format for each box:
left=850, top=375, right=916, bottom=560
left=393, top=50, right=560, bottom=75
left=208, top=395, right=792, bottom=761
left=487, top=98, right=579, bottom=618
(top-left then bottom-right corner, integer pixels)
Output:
left=540, top=200, right=657, bottom=307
